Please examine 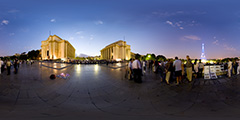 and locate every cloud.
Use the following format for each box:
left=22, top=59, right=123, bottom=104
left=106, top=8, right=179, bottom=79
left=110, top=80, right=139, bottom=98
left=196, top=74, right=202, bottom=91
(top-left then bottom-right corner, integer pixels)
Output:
left=212, top=40, right=219, bottom=45
left=176, top=22, right=181, bottom=27
left=166, top=20, right=174, bottom=27
left=24, top=46, right=33, bottom=50
left=152, top=11, right=179, bottom=17
left=79, top=36, right=84, bottom=39
left=223, top=44, right=236, bottom=51
left=181, top=35, right=201, bottom=41
left=152, top=10, right=206, bottom=17
left=8, top=9, right=20, bottom=13
left=95, top=20, right=103, bottom=25
left=1, top=20, right=9, bottom=25
left=166, top=20, right=184, bottom=30
left=9, top=33, right=15, bottom=36
left=76, top=31, right=83, bottom=35
left=50, top=19, right=56, bottom=22
left=69, top=37, right=74, bottom=40
left=179, top=27, right=184, bottom=29
left=212, top=36, right=237, bottom=51
left=90, top=35, right=94, bottom=40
